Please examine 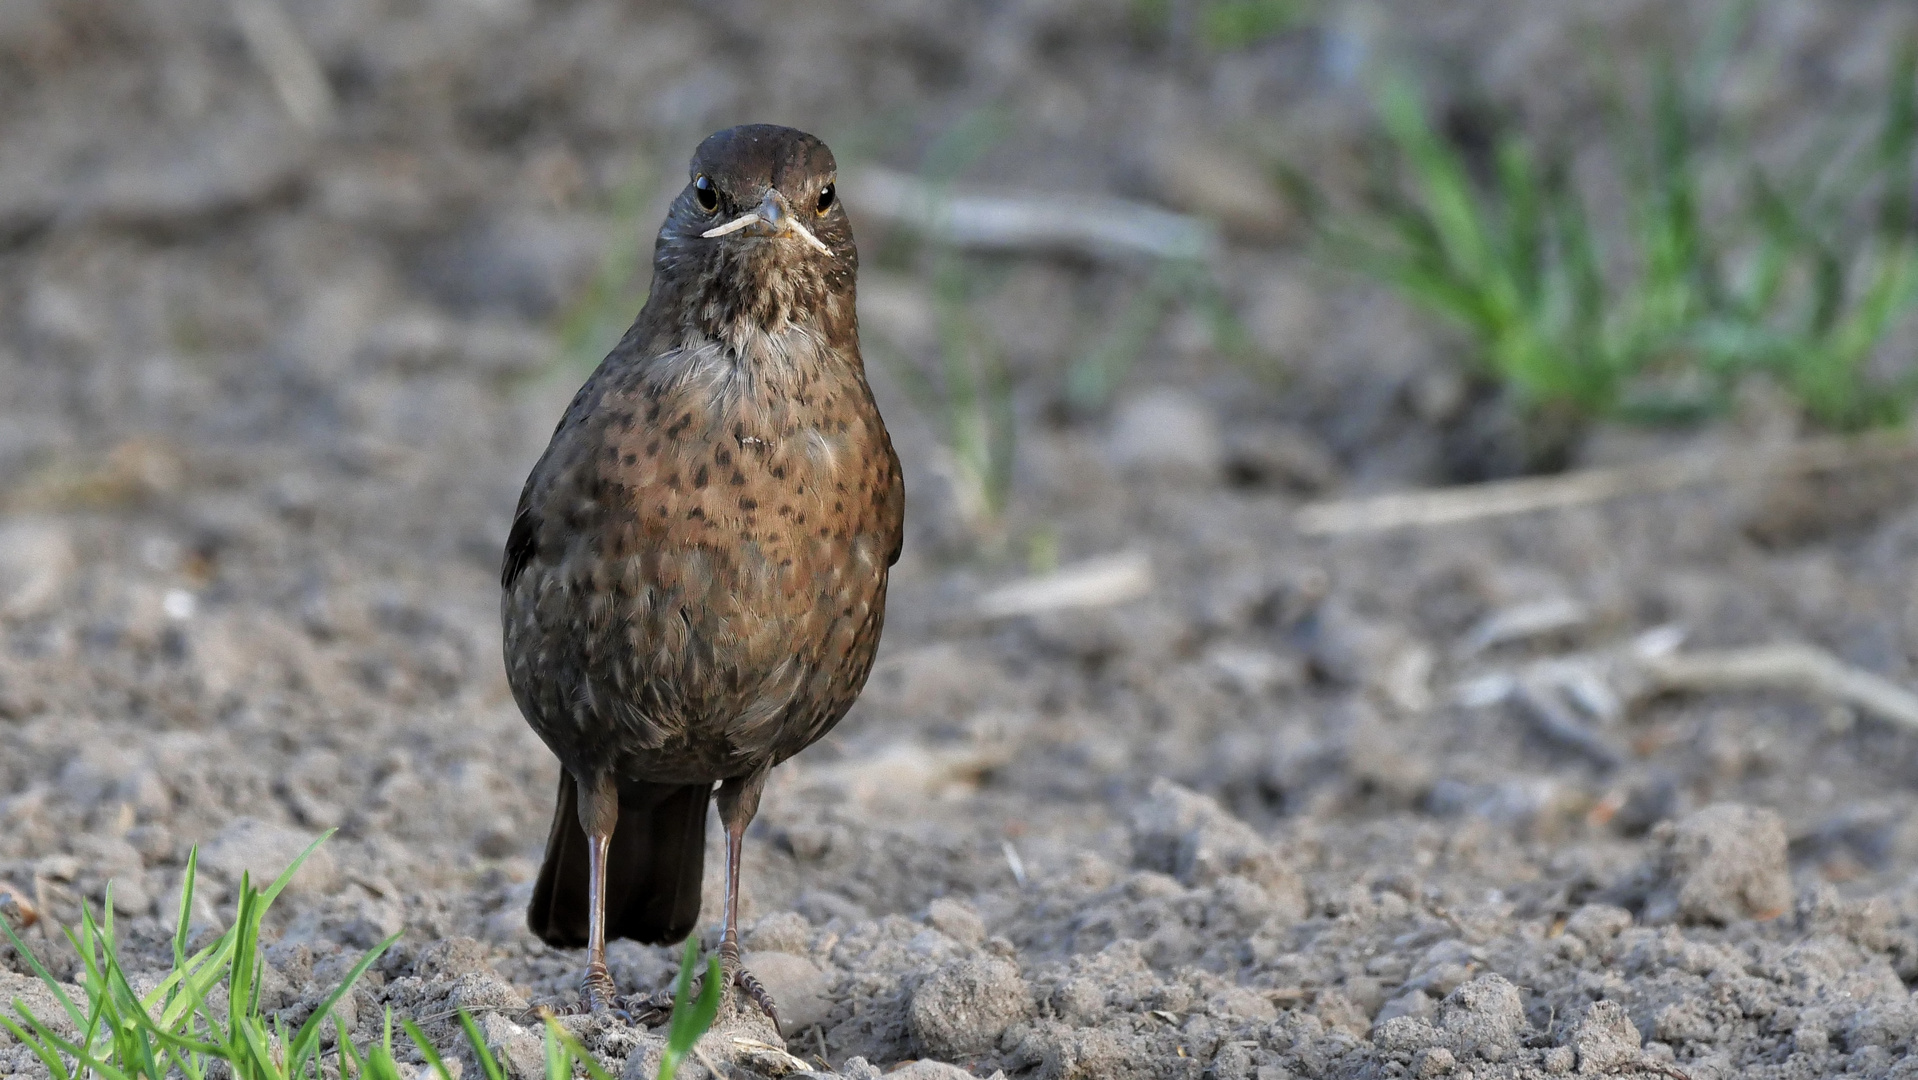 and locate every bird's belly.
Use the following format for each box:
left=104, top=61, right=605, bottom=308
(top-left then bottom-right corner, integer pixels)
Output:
left=554, top=526, right=884, bottom=782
